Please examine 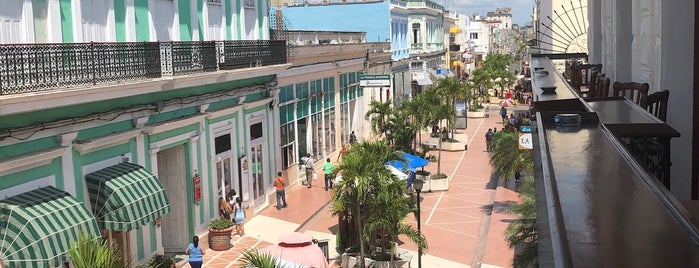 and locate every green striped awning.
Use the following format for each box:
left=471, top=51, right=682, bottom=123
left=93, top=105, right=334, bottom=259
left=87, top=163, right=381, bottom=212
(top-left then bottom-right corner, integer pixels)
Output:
left=85, top=162, right=170, bottom=231
left=0, top=186, right=101, bottom=268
